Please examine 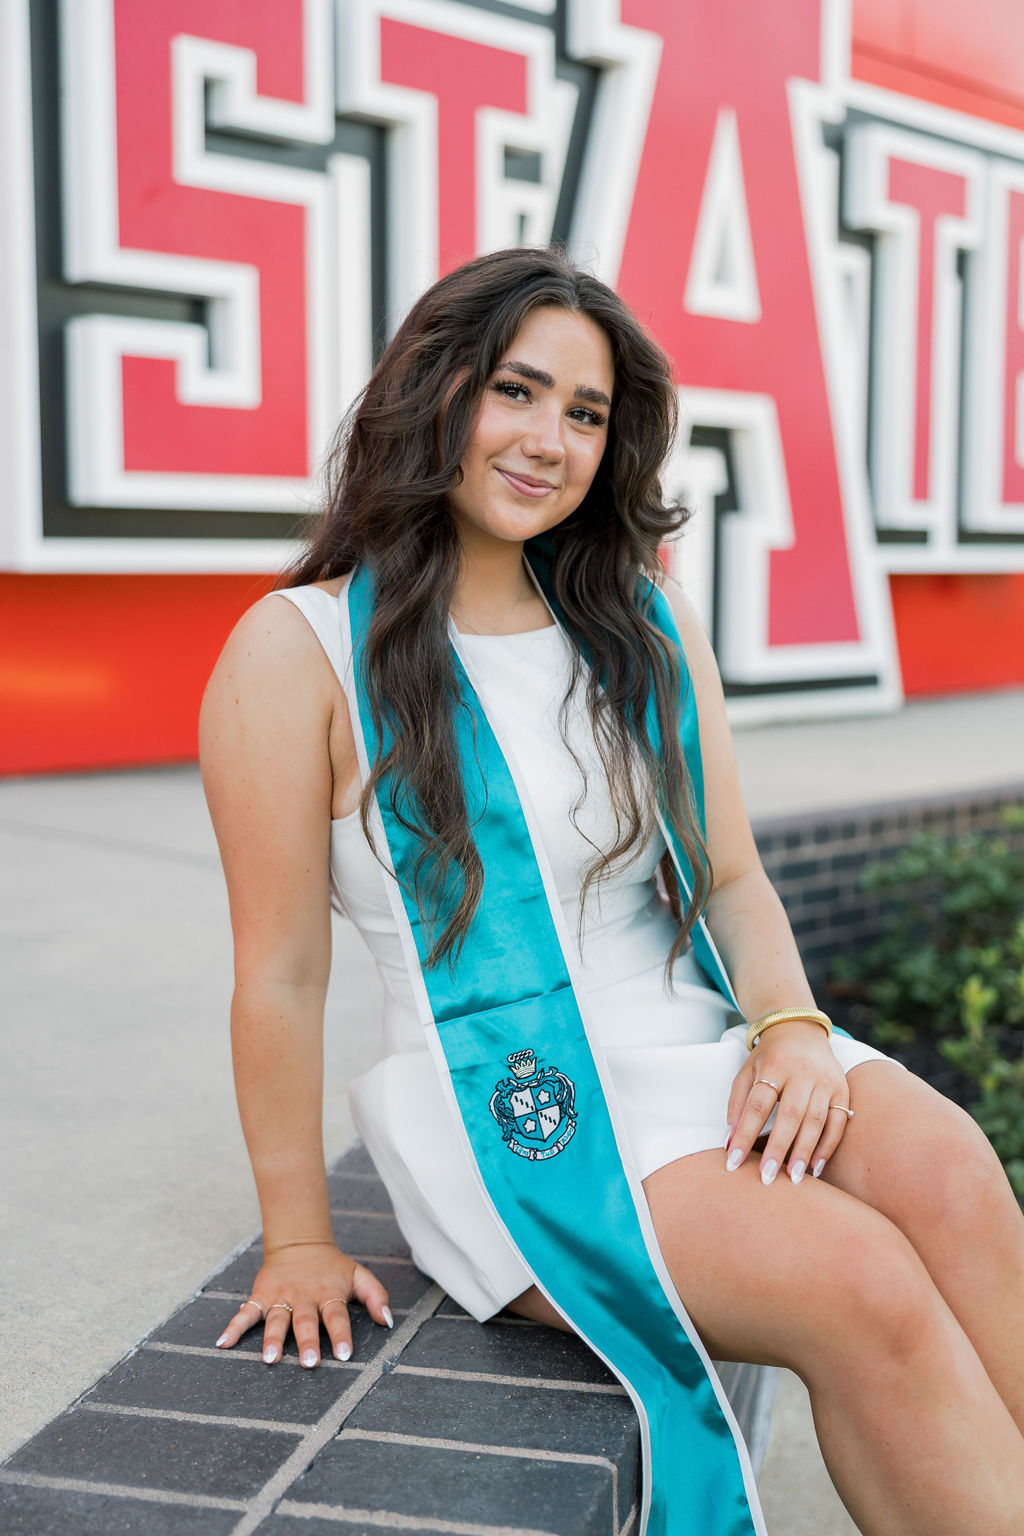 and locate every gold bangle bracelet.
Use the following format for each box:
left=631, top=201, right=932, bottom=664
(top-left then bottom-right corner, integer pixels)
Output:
left=746, top=1007, right=833, bottom=1052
